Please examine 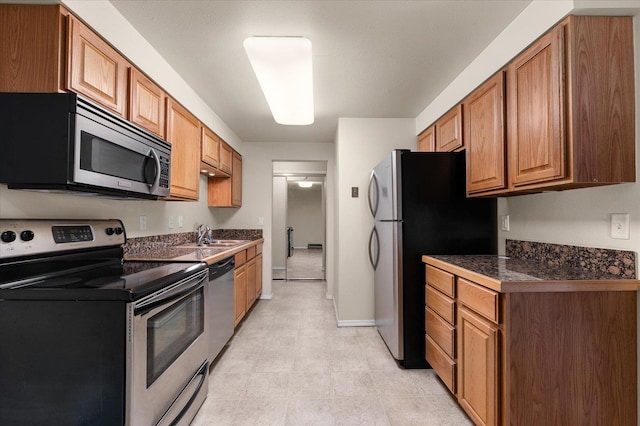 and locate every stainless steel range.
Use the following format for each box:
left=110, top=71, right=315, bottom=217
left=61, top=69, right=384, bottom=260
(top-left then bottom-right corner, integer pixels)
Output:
left=0, top=219, right=209, bottom=426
